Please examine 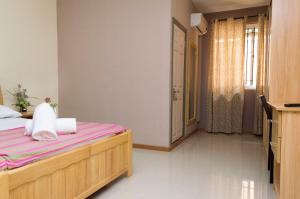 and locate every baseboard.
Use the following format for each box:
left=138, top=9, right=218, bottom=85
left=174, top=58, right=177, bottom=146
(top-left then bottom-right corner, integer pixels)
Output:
left=134, top=129, right=204, bottom=152
left=133, top=144, right=170, bottom=152
left=198, top=128, right=207, bottom=132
